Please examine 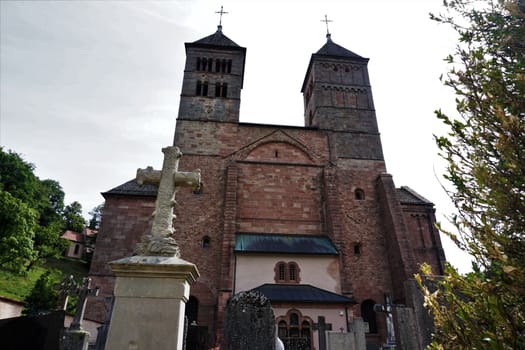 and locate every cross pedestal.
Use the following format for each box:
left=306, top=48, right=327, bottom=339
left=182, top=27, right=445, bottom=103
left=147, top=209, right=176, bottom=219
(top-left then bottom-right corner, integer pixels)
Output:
left=104, top=256, right=199, bottom=350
